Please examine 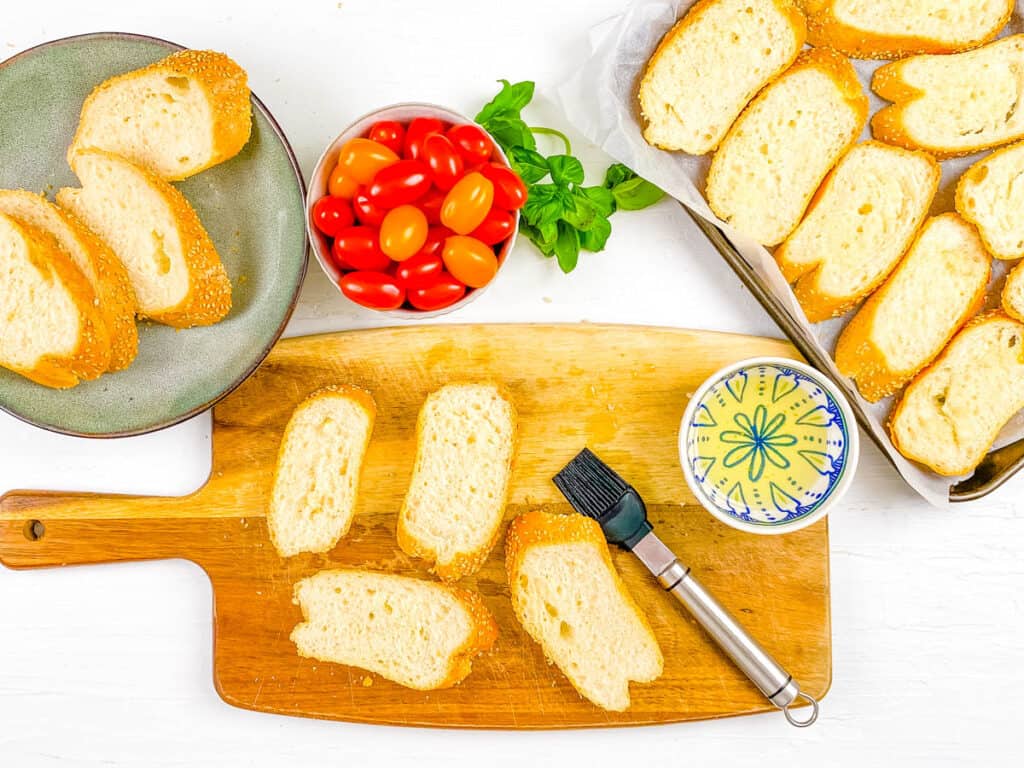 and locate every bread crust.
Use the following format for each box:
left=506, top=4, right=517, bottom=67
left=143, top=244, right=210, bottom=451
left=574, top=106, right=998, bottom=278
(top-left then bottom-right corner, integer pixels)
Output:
left=1003, top=262, right=1024, bottom=323
left=954, top=140, right=1024, bottom=261
left=800, top=0, right=1012, bottom=59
